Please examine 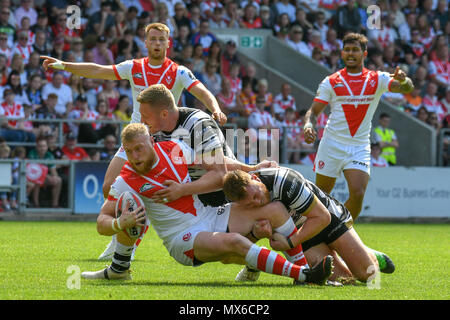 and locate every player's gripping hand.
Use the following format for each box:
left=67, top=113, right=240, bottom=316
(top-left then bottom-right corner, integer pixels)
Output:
left=212, top=111, right=227, bottom=126
left=41, top=55, right=65, bottom=71
left=303, top=124, right=317, bottom=144
left=152, top=180, right=184, bottom=204
left=269, top=232, right=291, bottom=251
left=119, top=205, right=146, bottom=229
left=254, top=159, right=279, bottom=170
left=252, top=219, right=273, bottom=239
